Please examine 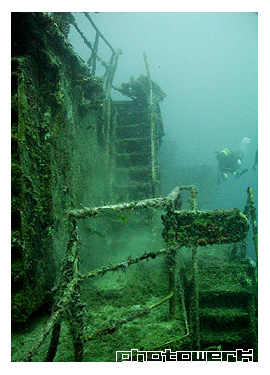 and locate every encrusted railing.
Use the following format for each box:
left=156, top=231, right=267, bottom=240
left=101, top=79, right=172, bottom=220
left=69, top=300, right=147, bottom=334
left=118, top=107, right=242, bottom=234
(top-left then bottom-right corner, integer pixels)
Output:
left=65, top=12, right=122, bottom=98
left=19, top=185, right=255, bottom=361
